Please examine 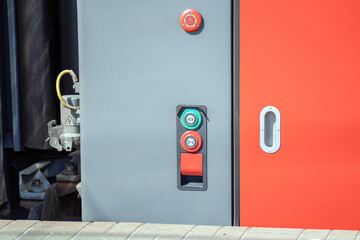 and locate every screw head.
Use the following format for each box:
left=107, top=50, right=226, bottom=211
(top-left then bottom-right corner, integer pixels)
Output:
left=185, top=113, right=197, bottom=126
left=185, top=136, right=197, bottom=149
